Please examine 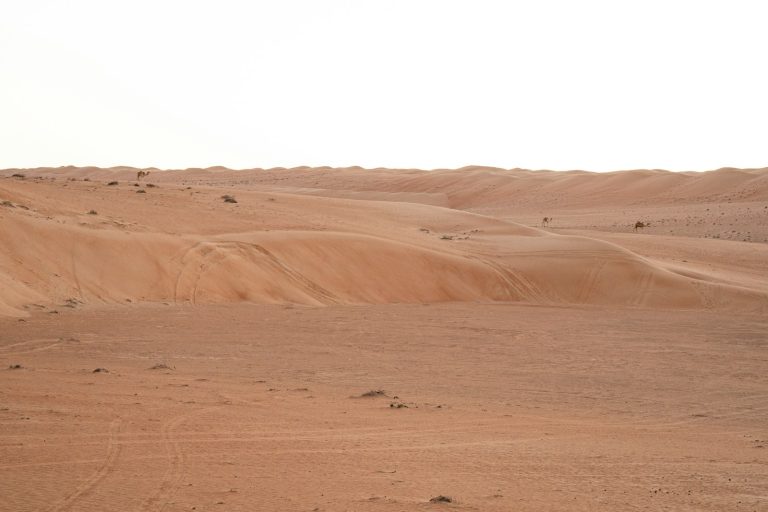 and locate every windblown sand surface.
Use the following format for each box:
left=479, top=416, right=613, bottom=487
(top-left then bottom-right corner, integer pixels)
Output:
left=1, top=166, right=767, bottom=510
